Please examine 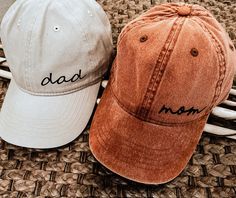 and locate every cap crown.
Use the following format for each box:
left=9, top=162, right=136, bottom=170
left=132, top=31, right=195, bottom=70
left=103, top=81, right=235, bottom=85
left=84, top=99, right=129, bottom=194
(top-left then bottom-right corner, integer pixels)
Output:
left=111, top=3, right=236, bottom=124
left=1, top=0, right=113, bottom=95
